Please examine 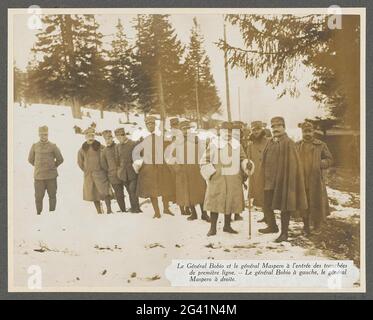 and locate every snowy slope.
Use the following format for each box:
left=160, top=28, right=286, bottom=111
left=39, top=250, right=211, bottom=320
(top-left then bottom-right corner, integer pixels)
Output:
left=10, top=103, right=360, bottom=290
